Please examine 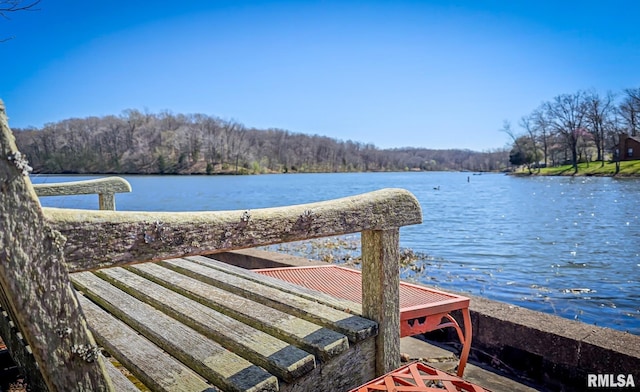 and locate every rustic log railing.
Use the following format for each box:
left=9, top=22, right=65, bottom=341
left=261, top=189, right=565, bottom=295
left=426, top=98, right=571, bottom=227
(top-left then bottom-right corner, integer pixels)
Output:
left=33, top=177, right=132, bottom=210
left=0, top=100, right=423, bottom=391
